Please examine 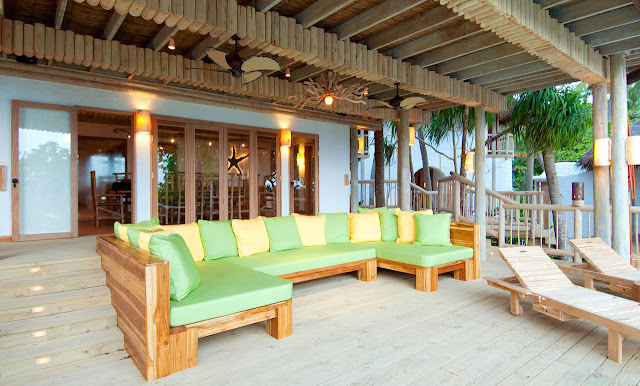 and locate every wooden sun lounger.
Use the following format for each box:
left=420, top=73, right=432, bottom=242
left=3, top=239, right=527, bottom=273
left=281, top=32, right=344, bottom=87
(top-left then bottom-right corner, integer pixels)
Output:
left=485, top=246, right=640, bottom=362
left=556, top=238, right=640, bottom=301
